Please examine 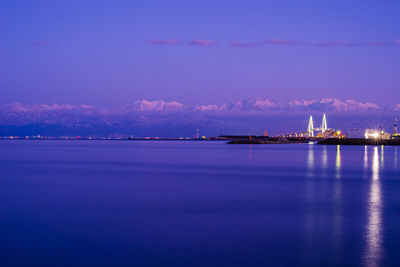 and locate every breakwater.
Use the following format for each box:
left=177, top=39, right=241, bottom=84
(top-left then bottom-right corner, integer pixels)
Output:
left=224, top=136, right=312, bottom=144
left=317, top=138, right=400, bottom=146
